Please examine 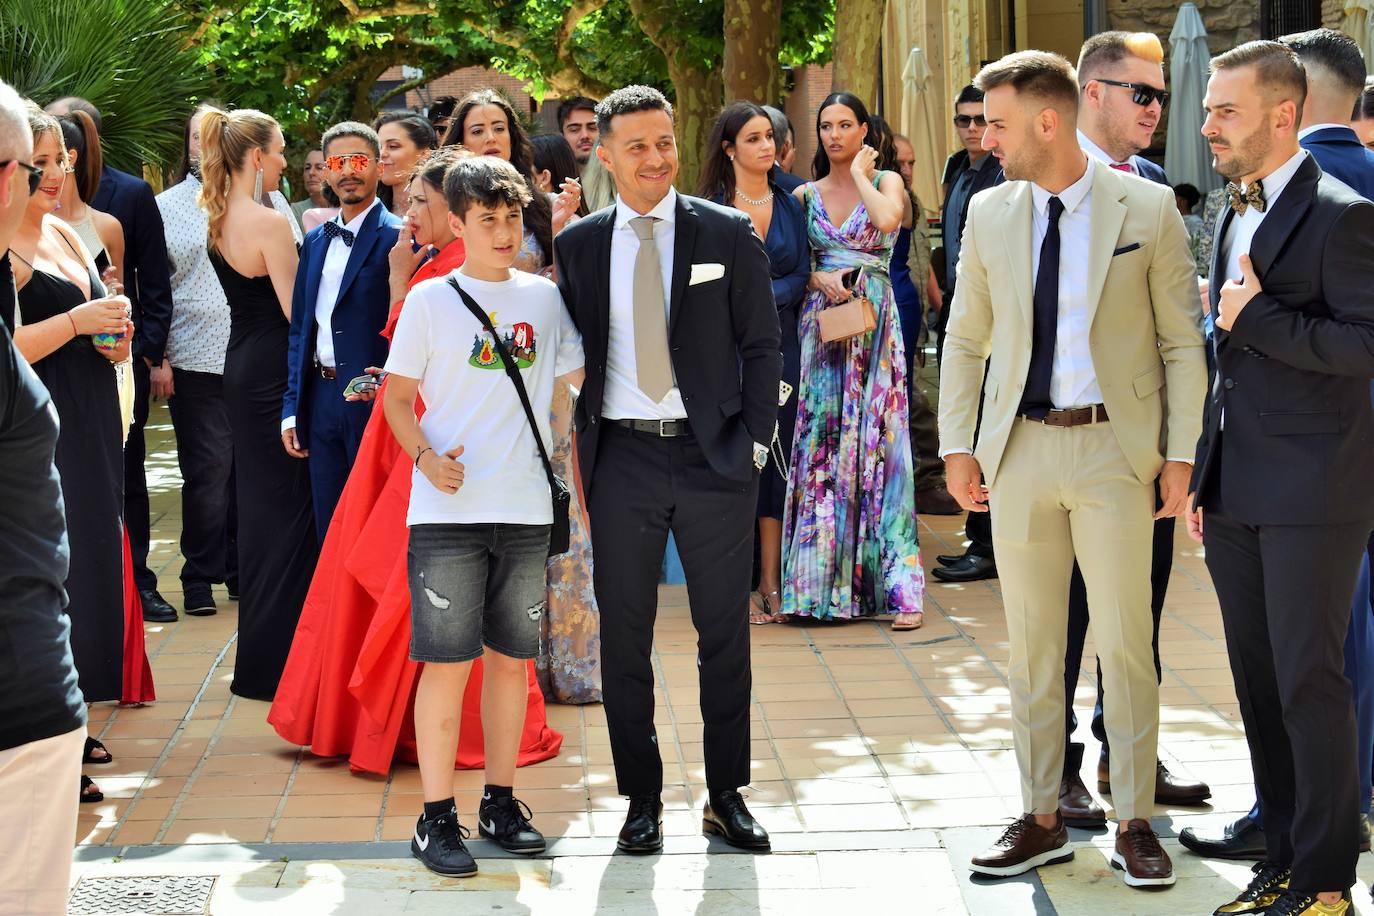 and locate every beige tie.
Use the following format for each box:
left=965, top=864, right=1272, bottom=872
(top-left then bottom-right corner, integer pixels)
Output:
left=630, top=216, right=675, bottom=402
